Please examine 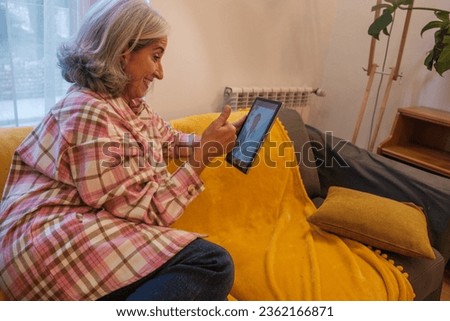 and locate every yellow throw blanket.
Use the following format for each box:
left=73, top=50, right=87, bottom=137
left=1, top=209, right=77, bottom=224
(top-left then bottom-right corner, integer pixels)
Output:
left=170, top=111, right=414, bottom=301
